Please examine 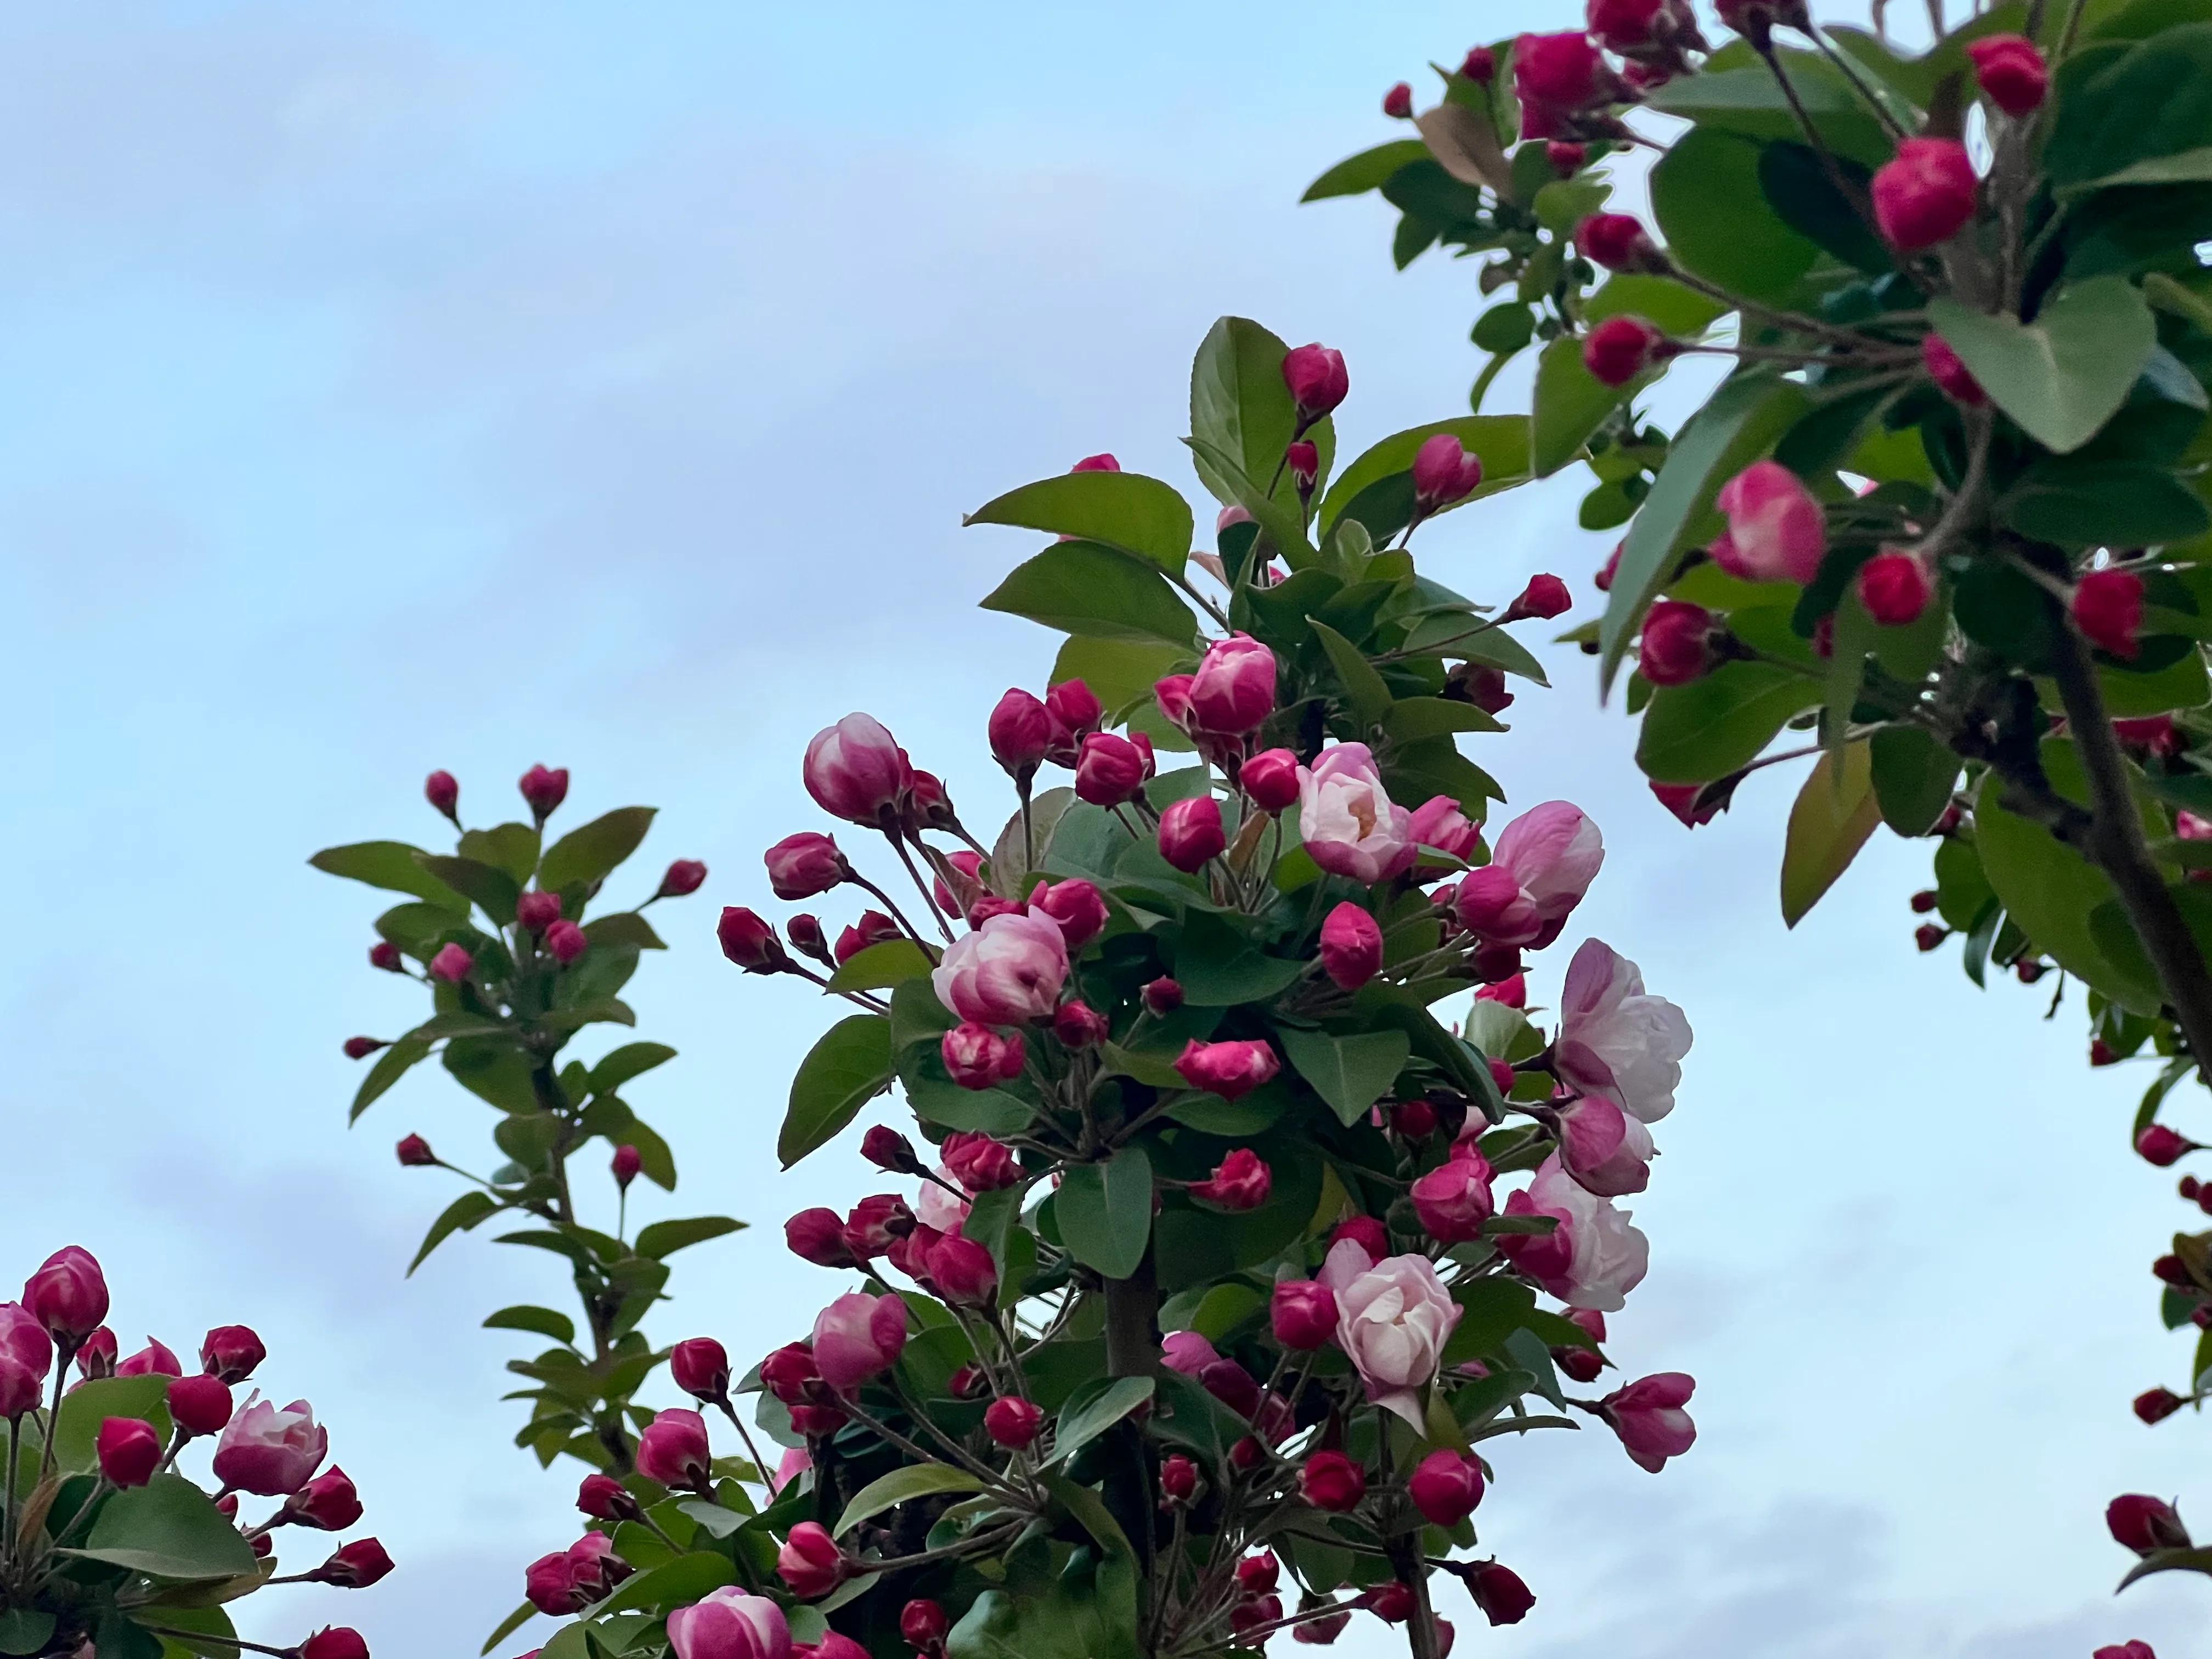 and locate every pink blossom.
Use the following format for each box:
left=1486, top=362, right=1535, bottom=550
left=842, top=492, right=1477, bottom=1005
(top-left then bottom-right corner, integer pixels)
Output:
left=667, top=1589, right=792, bottom=1659
left=211, top=1395, right=328, bottom=1496
left=810, top=1294, right=909, bottom=1393
left=1297, top=744, right=1415, bottom=884
left=1555, top=940, right=1693, bottom=1122
left=931, top=910, right=1069, bottom=1025
left=1555, top=1097, right=1656, bottom=1197
left=1712, top=461, right=1826, bottom=585
left=1317, top=1242, right=1462, bottom=1428
left=1599, top=1372, right=1697, bottom=1471
left=1501, top=1156, right=1649, bottom=1311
